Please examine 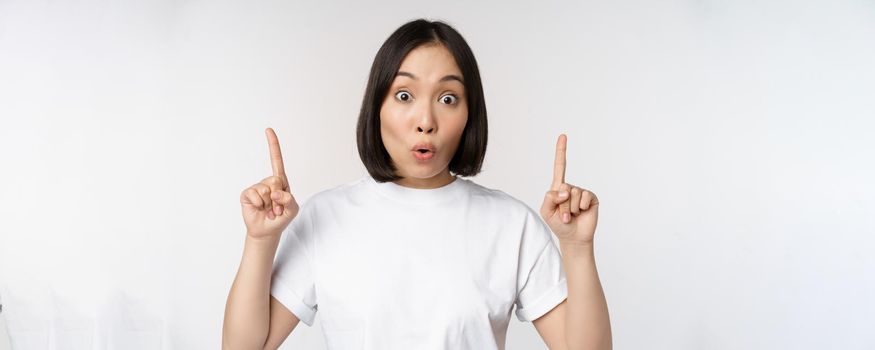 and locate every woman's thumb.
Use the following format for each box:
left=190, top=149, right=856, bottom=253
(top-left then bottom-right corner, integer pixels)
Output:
left=271, top=190, right=293, bottom=205
left=541, top=189, right=569, bottom=214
